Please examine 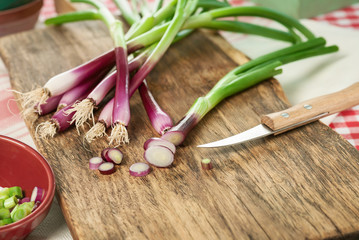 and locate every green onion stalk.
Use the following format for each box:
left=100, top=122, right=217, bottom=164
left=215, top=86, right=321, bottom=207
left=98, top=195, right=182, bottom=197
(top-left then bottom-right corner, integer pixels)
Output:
left=58, top=1, right=192, bottom=143
left=126, top=5, right=316, bottom=52
left=160, top=38, right=338, bottom=146
left=43, top=1, right=317, bottom=73
left=68, top=28, right=194, bottom=141
left=185, top=6, right=315, bottom=40
left=123, top=0, right=178, bottom=40
left=46, top=1, right=310, bottom=52
left=127, top=0, right=198, bottom=95
left=110, top=0, right=192, bottom=145
left=112, top=0, right=140, bottom=26
left=39, top=0, right=319, bottom=144
left=70, top=0, right=131, bottom=145
left=108, top=0, right=198, bottom=145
